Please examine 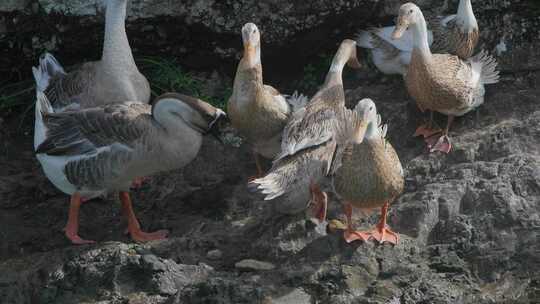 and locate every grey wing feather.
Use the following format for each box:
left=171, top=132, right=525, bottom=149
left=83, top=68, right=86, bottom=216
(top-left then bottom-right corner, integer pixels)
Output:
left=36, top=102, right=153, bottom=156
left=276, top=108, right=337, bottom=161
left=250, top=140, right=338, bottom=201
